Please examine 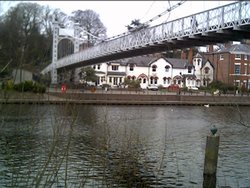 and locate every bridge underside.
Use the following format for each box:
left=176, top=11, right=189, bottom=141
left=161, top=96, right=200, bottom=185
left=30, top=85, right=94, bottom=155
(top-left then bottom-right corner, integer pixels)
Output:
left=58, top=25, right=250, bottom=72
